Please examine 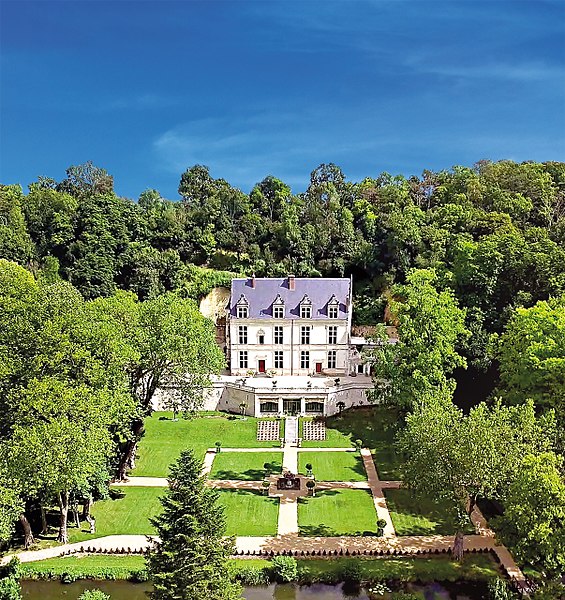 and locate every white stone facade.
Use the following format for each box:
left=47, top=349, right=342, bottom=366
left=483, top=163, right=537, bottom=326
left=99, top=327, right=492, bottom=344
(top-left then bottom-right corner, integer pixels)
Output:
left=227, top=276, right=353, bottom=376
